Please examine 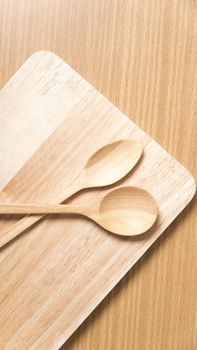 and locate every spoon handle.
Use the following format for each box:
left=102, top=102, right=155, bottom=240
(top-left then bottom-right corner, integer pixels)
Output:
left=0, top=203, right=82, bottom=215
left=0, top=180, right=81, bottom=248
